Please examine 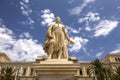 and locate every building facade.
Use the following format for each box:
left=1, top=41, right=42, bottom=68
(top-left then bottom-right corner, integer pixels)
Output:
left=0, top=53, right=120, bottom=80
